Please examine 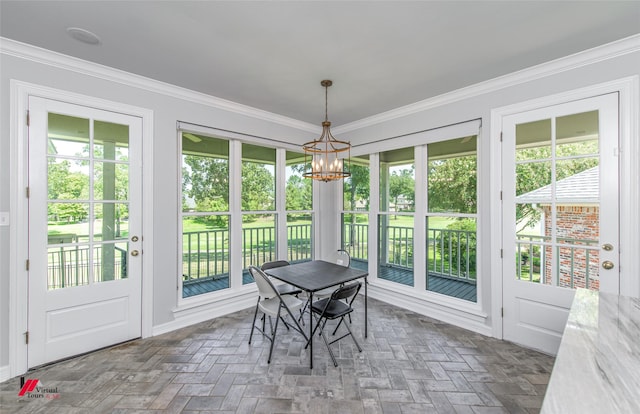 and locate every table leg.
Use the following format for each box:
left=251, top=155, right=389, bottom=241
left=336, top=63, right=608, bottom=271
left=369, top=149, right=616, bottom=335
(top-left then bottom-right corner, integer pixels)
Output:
left=365, top=276, right=368, bottom=338
left=309, top=291, right=313, bottom=369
